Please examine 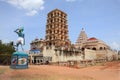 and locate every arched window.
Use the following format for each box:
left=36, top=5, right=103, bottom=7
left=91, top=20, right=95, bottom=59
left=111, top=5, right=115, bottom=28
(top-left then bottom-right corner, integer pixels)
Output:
left=82, top=48, right=84, bottom=51
left=61, top=20, right=62, bottom=22
left=87, top=48, right=90, bottom=49
left=100, top=47, right=103, bottom=50
left=92, top=47, right=96, bottom=50
left=104, top=47, right=106, bottom=50
left=50, top=37, right=52, bottom=40
left=50, top=30, right=52, bottom=34
left=49, top=42, right=52, bottom=46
